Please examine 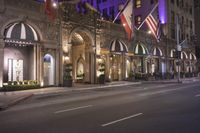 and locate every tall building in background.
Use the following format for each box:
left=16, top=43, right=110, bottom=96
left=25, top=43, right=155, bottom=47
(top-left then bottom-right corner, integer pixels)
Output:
left=194, top=0, right=200, bottom=70
left=81, top=0, right=195, bottom=42
left=81, top=0, right=126, bottom=21
left=80, top=0, right=197, bottom=76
